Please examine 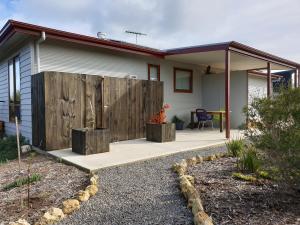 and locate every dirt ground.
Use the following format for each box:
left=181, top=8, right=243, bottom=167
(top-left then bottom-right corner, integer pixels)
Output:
left=0, top=153, right=88, bottom=224
left=188, top=157, right=300, bottom=225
